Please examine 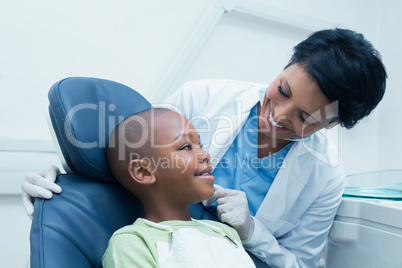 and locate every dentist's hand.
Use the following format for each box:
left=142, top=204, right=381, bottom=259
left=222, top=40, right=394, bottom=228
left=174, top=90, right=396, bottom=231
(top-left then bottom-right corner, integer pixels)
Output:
left=203, top=185, right=254, bottom=241
left=22, top=165, right=62, bottom=219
